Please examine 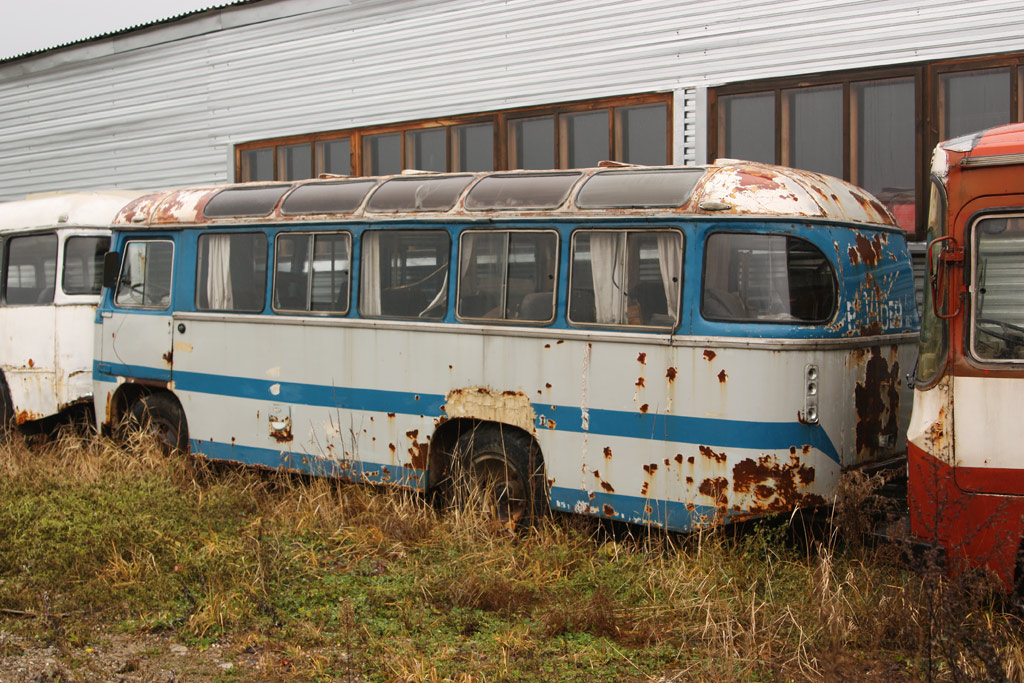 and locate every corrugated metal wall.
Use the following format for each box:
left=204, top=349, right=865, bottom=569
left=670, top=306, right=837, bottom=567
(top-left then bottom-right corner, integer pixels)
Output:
left=1, top=0, right=1023, bottom=199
